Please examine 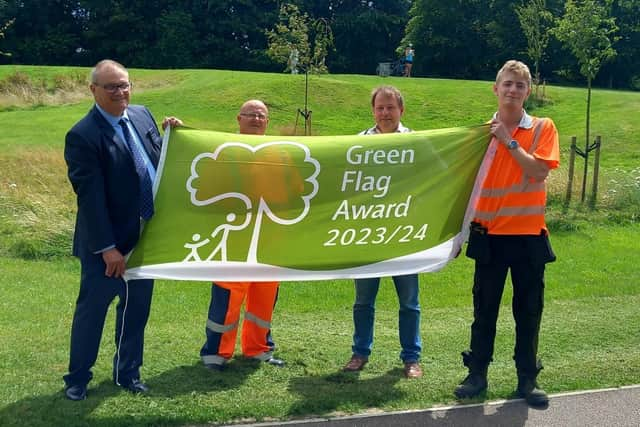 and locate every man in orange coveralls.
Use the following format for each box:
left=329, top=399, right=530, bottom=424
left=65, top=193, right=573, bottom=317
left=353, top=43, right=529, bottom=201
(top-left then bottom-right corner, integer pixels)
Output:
left=200, top=99, right=285, bottom=370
